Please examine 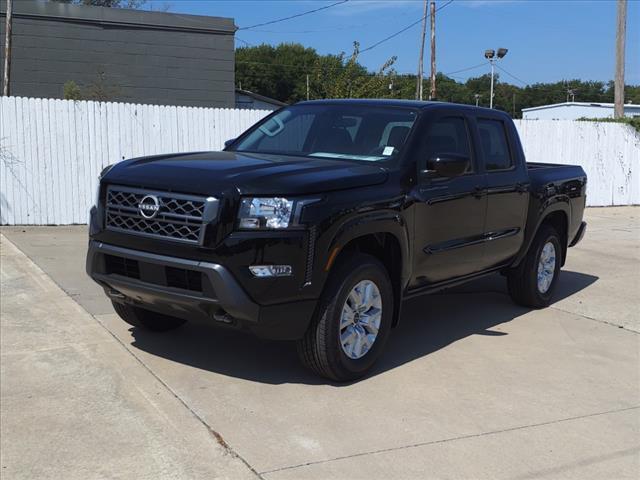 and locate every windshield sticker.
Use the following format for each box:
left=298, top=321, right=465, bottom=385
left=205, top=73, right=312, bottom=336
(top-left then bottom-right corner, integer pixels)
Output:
left=382, top=146, right=395, bottom=156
